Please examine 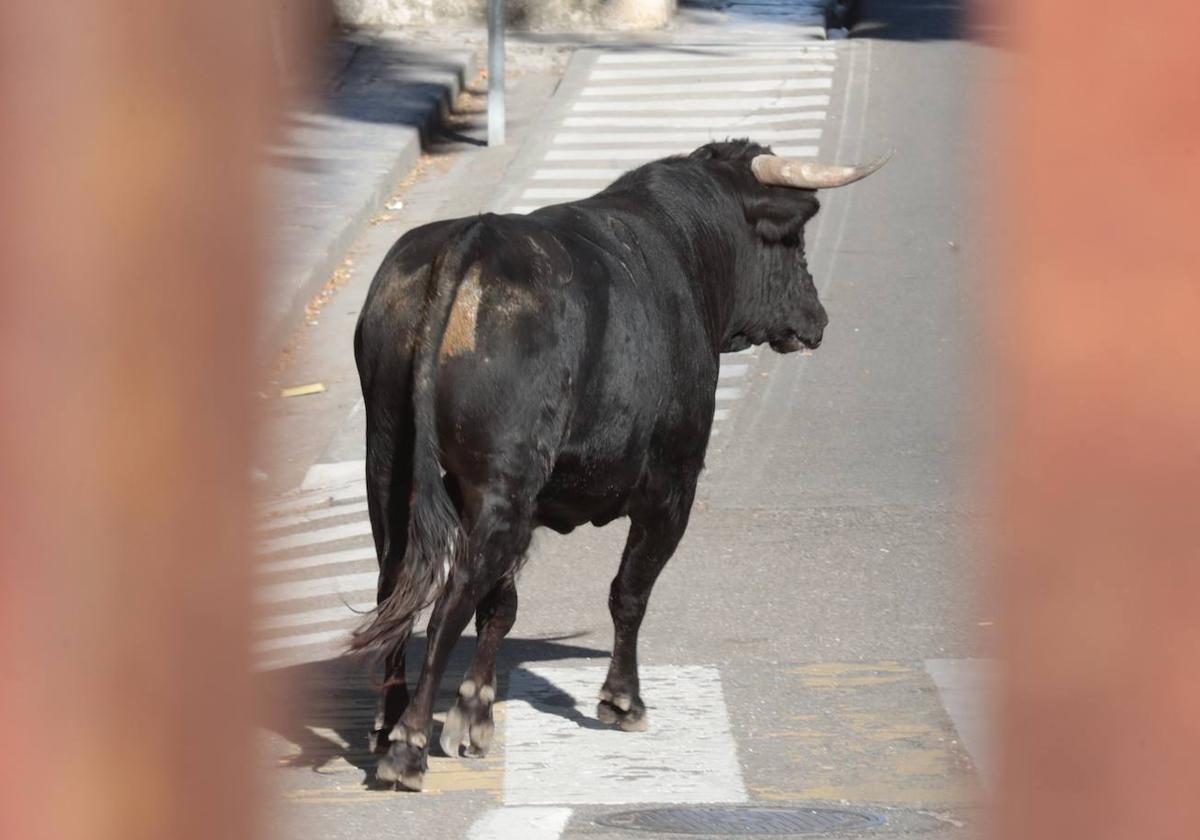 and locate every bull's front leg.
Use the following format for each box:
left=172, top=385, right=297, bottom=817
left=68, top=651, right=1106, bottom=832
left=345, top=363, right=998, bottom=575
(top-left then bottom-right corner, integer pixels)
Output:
left=598, top=478, right=696, bottom=731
